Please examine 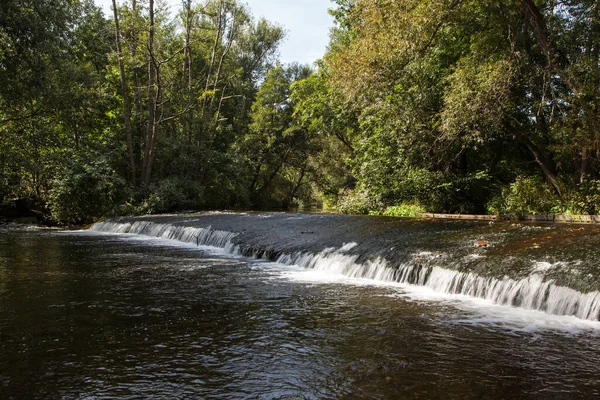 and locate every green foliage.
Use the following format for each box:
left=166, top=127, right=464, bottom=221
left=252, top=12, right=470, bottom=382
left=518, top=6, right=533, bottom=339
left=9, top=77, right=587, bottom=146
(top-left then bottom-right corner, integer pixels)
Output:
left=48, top=159, right=129, bottom=224
left=138, top=178, right=205, bottom=215
left=0, top=0, right=292, bottom=221
left=237, top=63, right=315, bottom=208
left=487, top=177, right=600, bottom=217
left=335, top=189, right=380, bottom=215
left=4, top=0, right=600, bottom=222
left=0, top=0, right=114, bottom=222
left=329, top=0, right=355, bottom=30
left=202, top=153, right=252, bottom=209
left=382, top=204, right=425, bottom=217
left=564, top=180, right=600, bottom=215
left=322, top=0, right=600, bottom=217
left=441, top=56, right=516, bottom=144
left=290, top=71, right=357, bottom=204
left=487, top=176, right=560, bottom=218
